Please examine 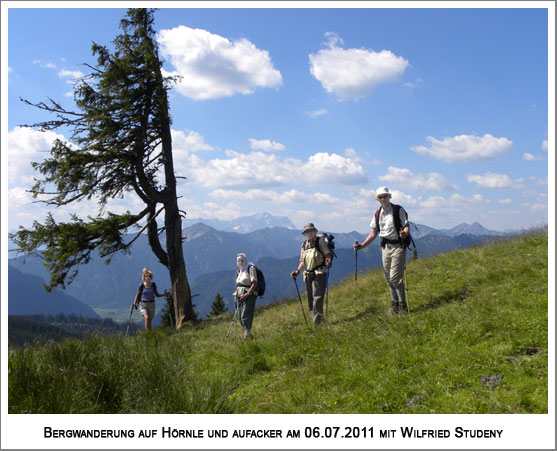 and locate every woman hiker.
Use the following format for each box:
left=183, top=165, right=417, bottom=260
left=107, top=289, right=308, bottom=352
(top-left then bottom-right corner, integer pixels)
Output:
left=353, top=187, right=410, bottom=315
left=132, top=268, right=168, bottom=330
left=233, top=253, right=258, bottom=339
left=291, top=222, right=332, bottom=325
